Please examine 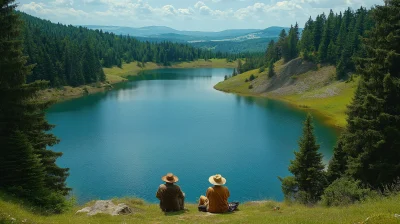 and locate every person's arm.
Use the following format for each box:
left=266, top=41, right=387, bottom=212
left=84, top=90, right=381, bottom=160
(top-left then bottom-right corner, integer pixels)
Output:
left=156, top=185, right=162, bottom=200
left=206, top=187, right=212, bottom=198
left=226, top=187, right=230, bottom=198
left=177, top=186, right=184, bottom=198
